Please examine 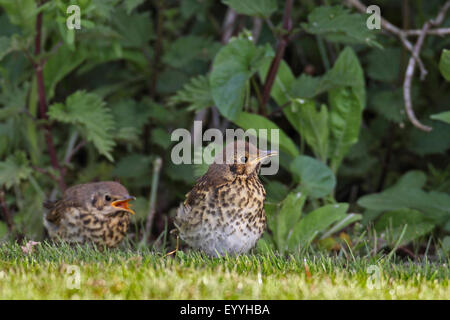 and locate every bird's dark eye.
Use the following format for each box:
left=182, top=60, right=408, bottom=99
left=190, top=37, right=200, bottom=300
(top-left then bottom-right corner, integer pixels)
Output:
left=240, top=156, right=248, bottom=163
left=105, top=195, right=111, bottom=201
